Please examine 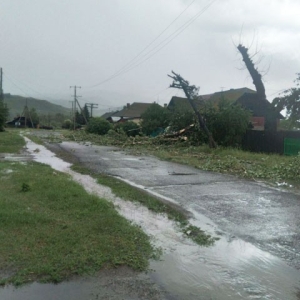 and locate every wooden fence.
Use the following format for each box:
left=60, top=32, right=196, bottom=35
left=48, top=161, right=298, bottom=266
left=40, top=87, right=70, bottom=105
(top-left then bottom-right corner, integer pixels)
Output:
left=242, top=130, right=300, bottom=155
